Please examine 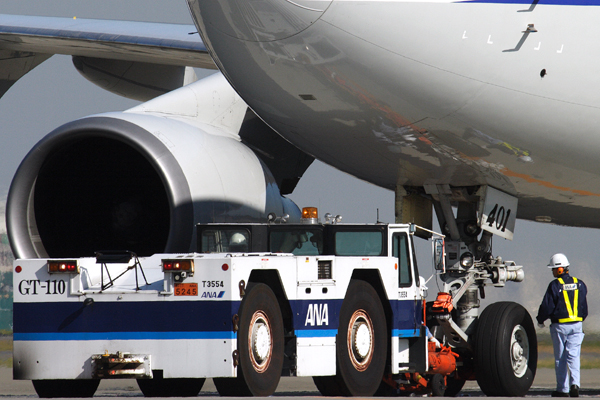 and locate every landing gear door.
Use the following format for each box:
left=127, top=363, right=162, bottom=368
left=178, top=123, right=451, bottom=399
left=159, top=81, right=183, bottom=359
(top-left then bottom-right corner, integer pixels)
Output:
left=478, top=186, right=518, bottom=240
